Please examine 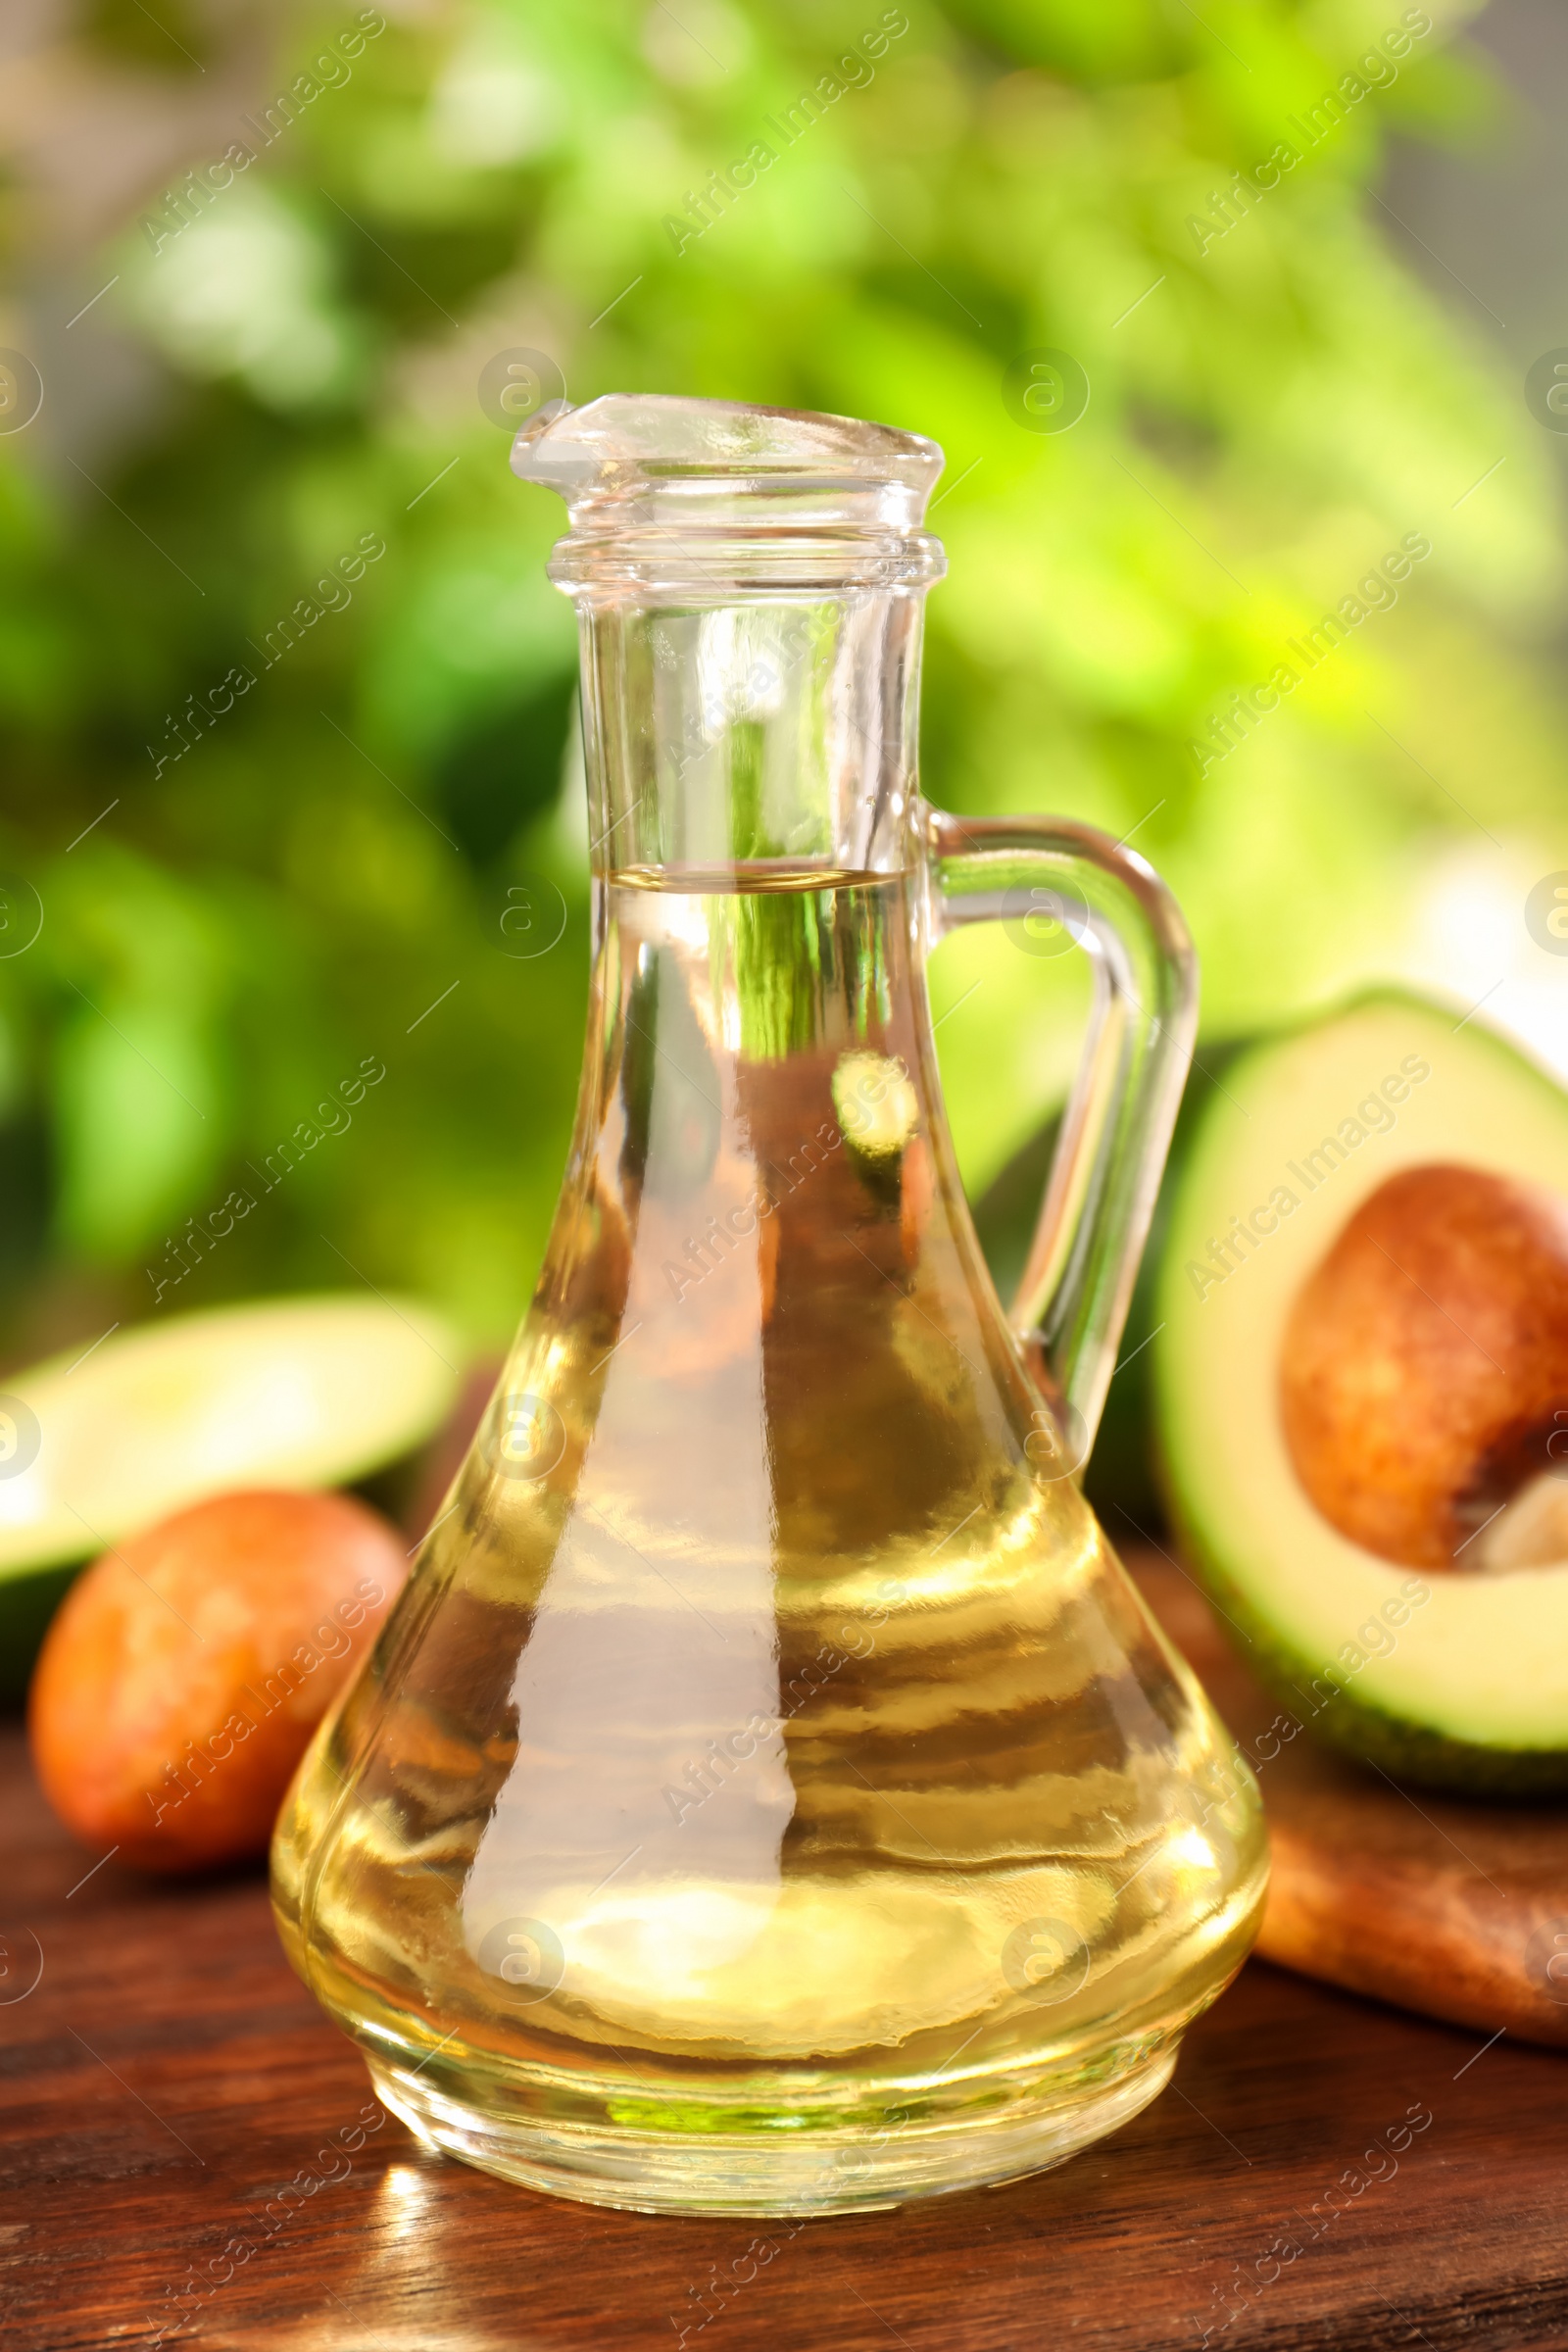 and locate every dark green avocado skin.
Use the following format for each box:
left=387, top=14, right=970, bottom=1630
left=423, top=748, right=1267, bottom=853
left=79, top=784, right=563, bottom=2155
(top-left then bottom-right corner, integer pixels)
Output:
left=974, top=1039, right=1248, bottom=1530
left=1172, top=1506, right=1568, bottom=1801
left=976, top=989, right=1568, bottom=1801
left=1149, top=986, right=1568, bottom=1799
